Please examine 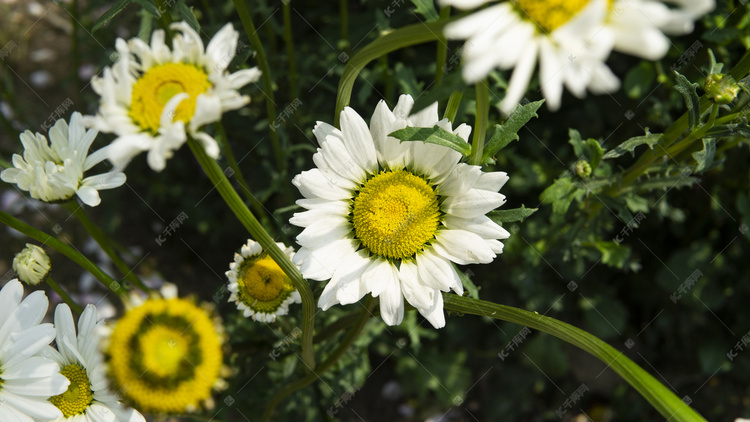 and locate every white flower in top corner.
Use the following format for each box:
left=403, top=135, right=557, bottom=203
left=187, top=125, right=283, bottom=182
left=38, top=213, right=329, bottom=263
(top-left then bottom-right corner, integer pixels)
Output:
left=84, top=22, right=262, bottom=171
left=44, top=303, right=145, bottom=422
left=441, top=0, right=620, bottom=114
left=290, top=94, right=510, bottom=329
left=225, top=239, right=301, bottom=323
left=1, top=112, right=126, bottom=206
left=13, top=243, right=51, bottom=286
left=0, top=279, right=70, bottom=422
